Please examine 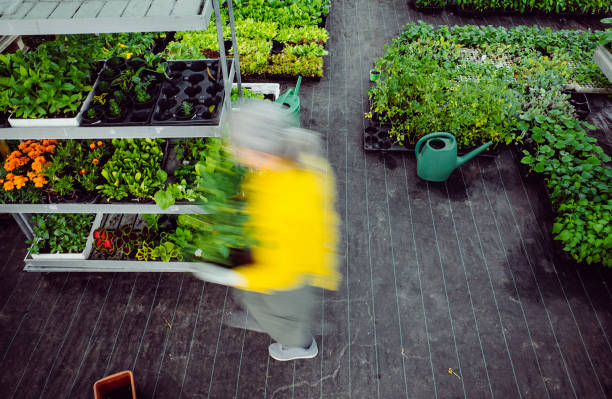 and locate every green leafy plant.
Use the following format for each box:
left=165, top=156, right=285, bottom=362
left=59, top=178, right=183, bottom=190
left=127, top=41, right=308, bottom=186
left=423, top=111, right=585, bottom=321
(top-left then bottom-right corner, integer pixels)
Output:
left=27, top=213, right=95, bottom=254
left=180, top=101, right=193, bottom=116
left=0, top=36, right=97, bottom=119
left=169, top=138, right=252, bottom=265
left=107, top=98, right=121, bottom=117
left=97, top=138, right=167, bottom=201
left=231, top=87, right=265, bottom=101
